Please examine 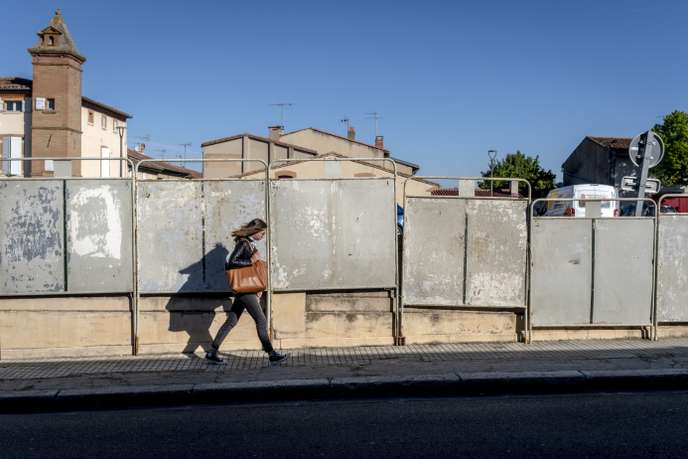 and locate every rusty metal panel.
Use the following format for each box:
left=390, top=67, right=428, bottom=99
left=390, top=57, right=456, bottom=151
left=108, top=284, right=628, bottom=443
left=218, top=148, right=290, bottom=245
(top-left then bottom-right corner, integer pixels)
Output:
left=530, top=219, right=592, bottom=326
left=402, top=198, right=465, bottom=306
left=0, top=181, right=65, bottom=293
left=66, top=180, right=133, bottom=293
left=204, top=180, right=266, bottom=291
left=657, top=215, right=688, bottom=322
left=137, top=181, right=203, bottom=293
left=593, top=219, right=653, bottom=325
left=270, top=179, right=396, bottom=291
left=465, top=200, right=527, bottom=307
